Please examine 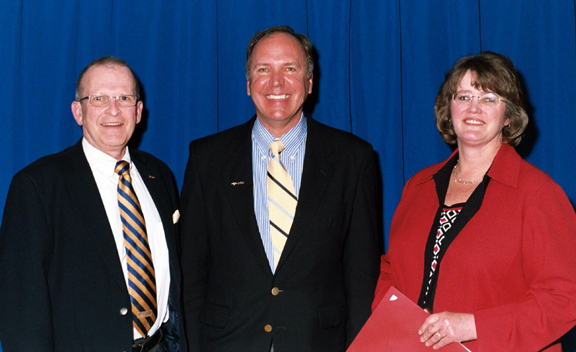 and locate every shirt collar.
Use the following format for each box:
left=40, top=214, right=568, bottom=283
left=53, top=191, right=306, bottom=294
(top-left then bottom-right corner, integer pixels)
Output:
left=252, top=113, right=307, bottom=156
left=414, top=144, right=521, bottom=188
left=82, top=138, right=132, bottom=177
